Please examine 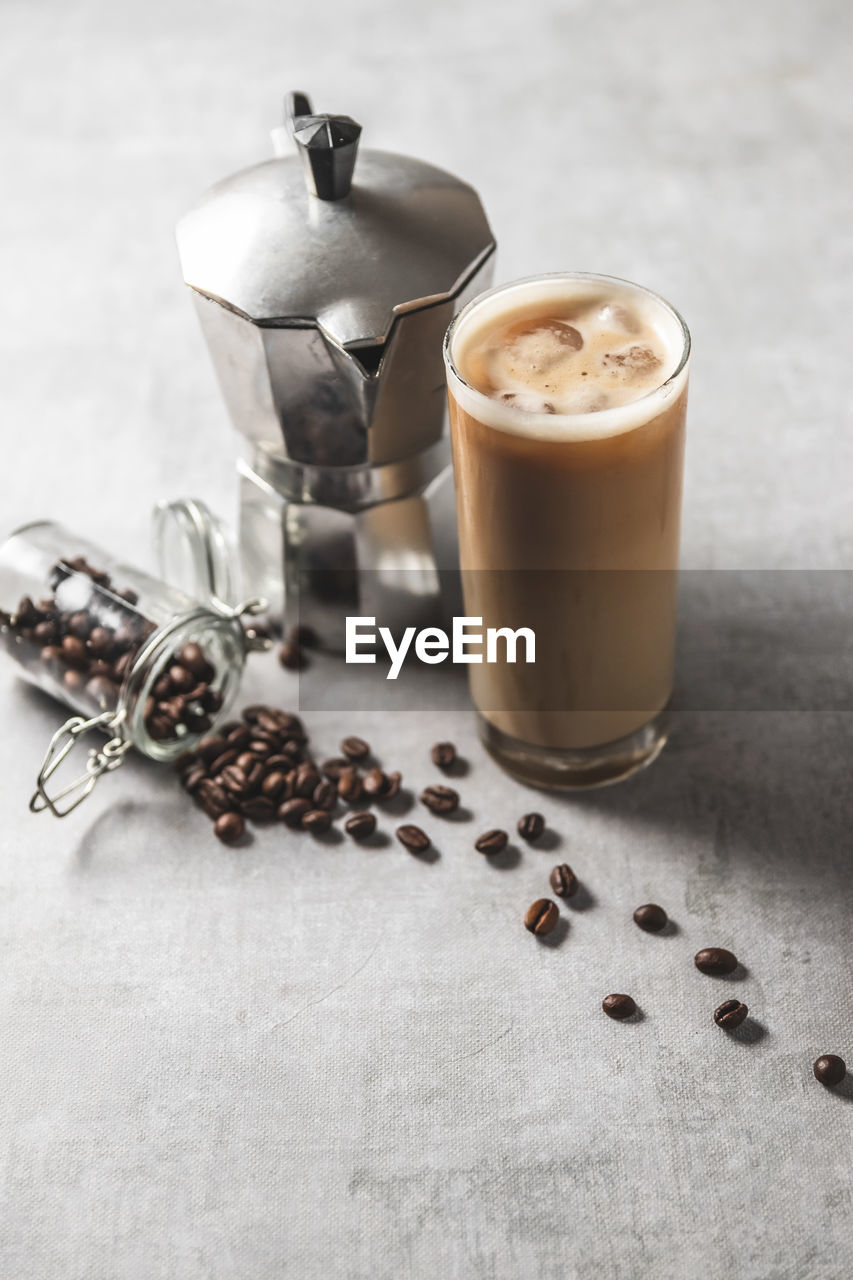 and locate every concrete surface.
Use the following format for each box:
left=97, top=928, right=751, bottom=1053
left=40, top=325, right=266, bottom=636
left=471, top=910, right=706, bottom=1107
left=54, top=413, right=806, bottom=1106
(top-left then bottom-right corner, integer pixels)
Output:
left=1, top=2, right=852, bottom=1277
